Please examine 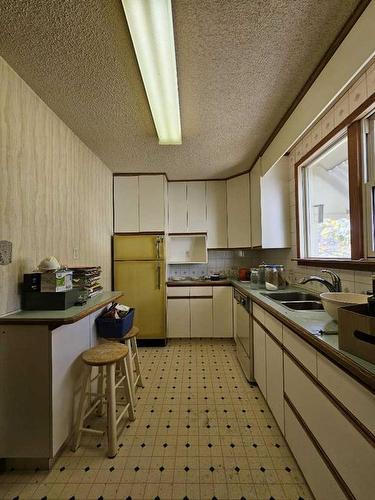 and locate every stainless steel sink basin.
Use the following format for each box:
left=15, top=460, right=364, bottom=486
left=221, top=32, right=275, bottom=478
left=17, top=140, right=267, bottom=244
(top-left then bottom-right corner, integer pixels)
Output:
left=281, top=301, right=324, bottom=311
left=262, top=292, right=320, bottom=302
